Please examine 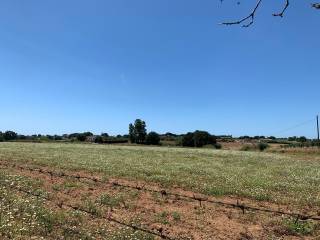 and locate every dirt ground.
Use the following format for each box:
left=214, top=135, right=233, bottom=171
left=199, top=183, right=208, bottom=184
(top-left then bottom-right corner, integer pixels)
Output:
left=1, top=160, right=319, bottom=240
